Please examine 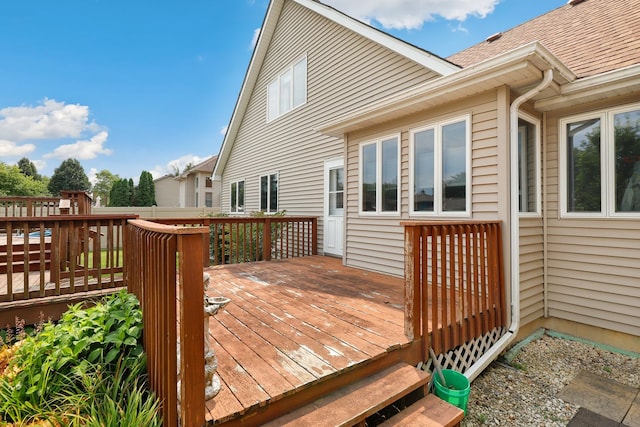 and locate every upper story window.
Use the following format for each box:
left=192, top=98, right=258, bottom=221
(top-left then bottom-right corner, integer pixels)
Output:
left=260, top=173, right=278, bottom=213
left=205, top=177, right=212, bottom=188
left=360, top=135, right=399, bottom=215
left=560, top=103, right=640, bottom=217
left=519, top=114, right=541, bottom=215
left=230, top=180, right=244, bottom=213
left=267, top=56, right=307, bottom=122
left=409, top=116, right=470, bottom=216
